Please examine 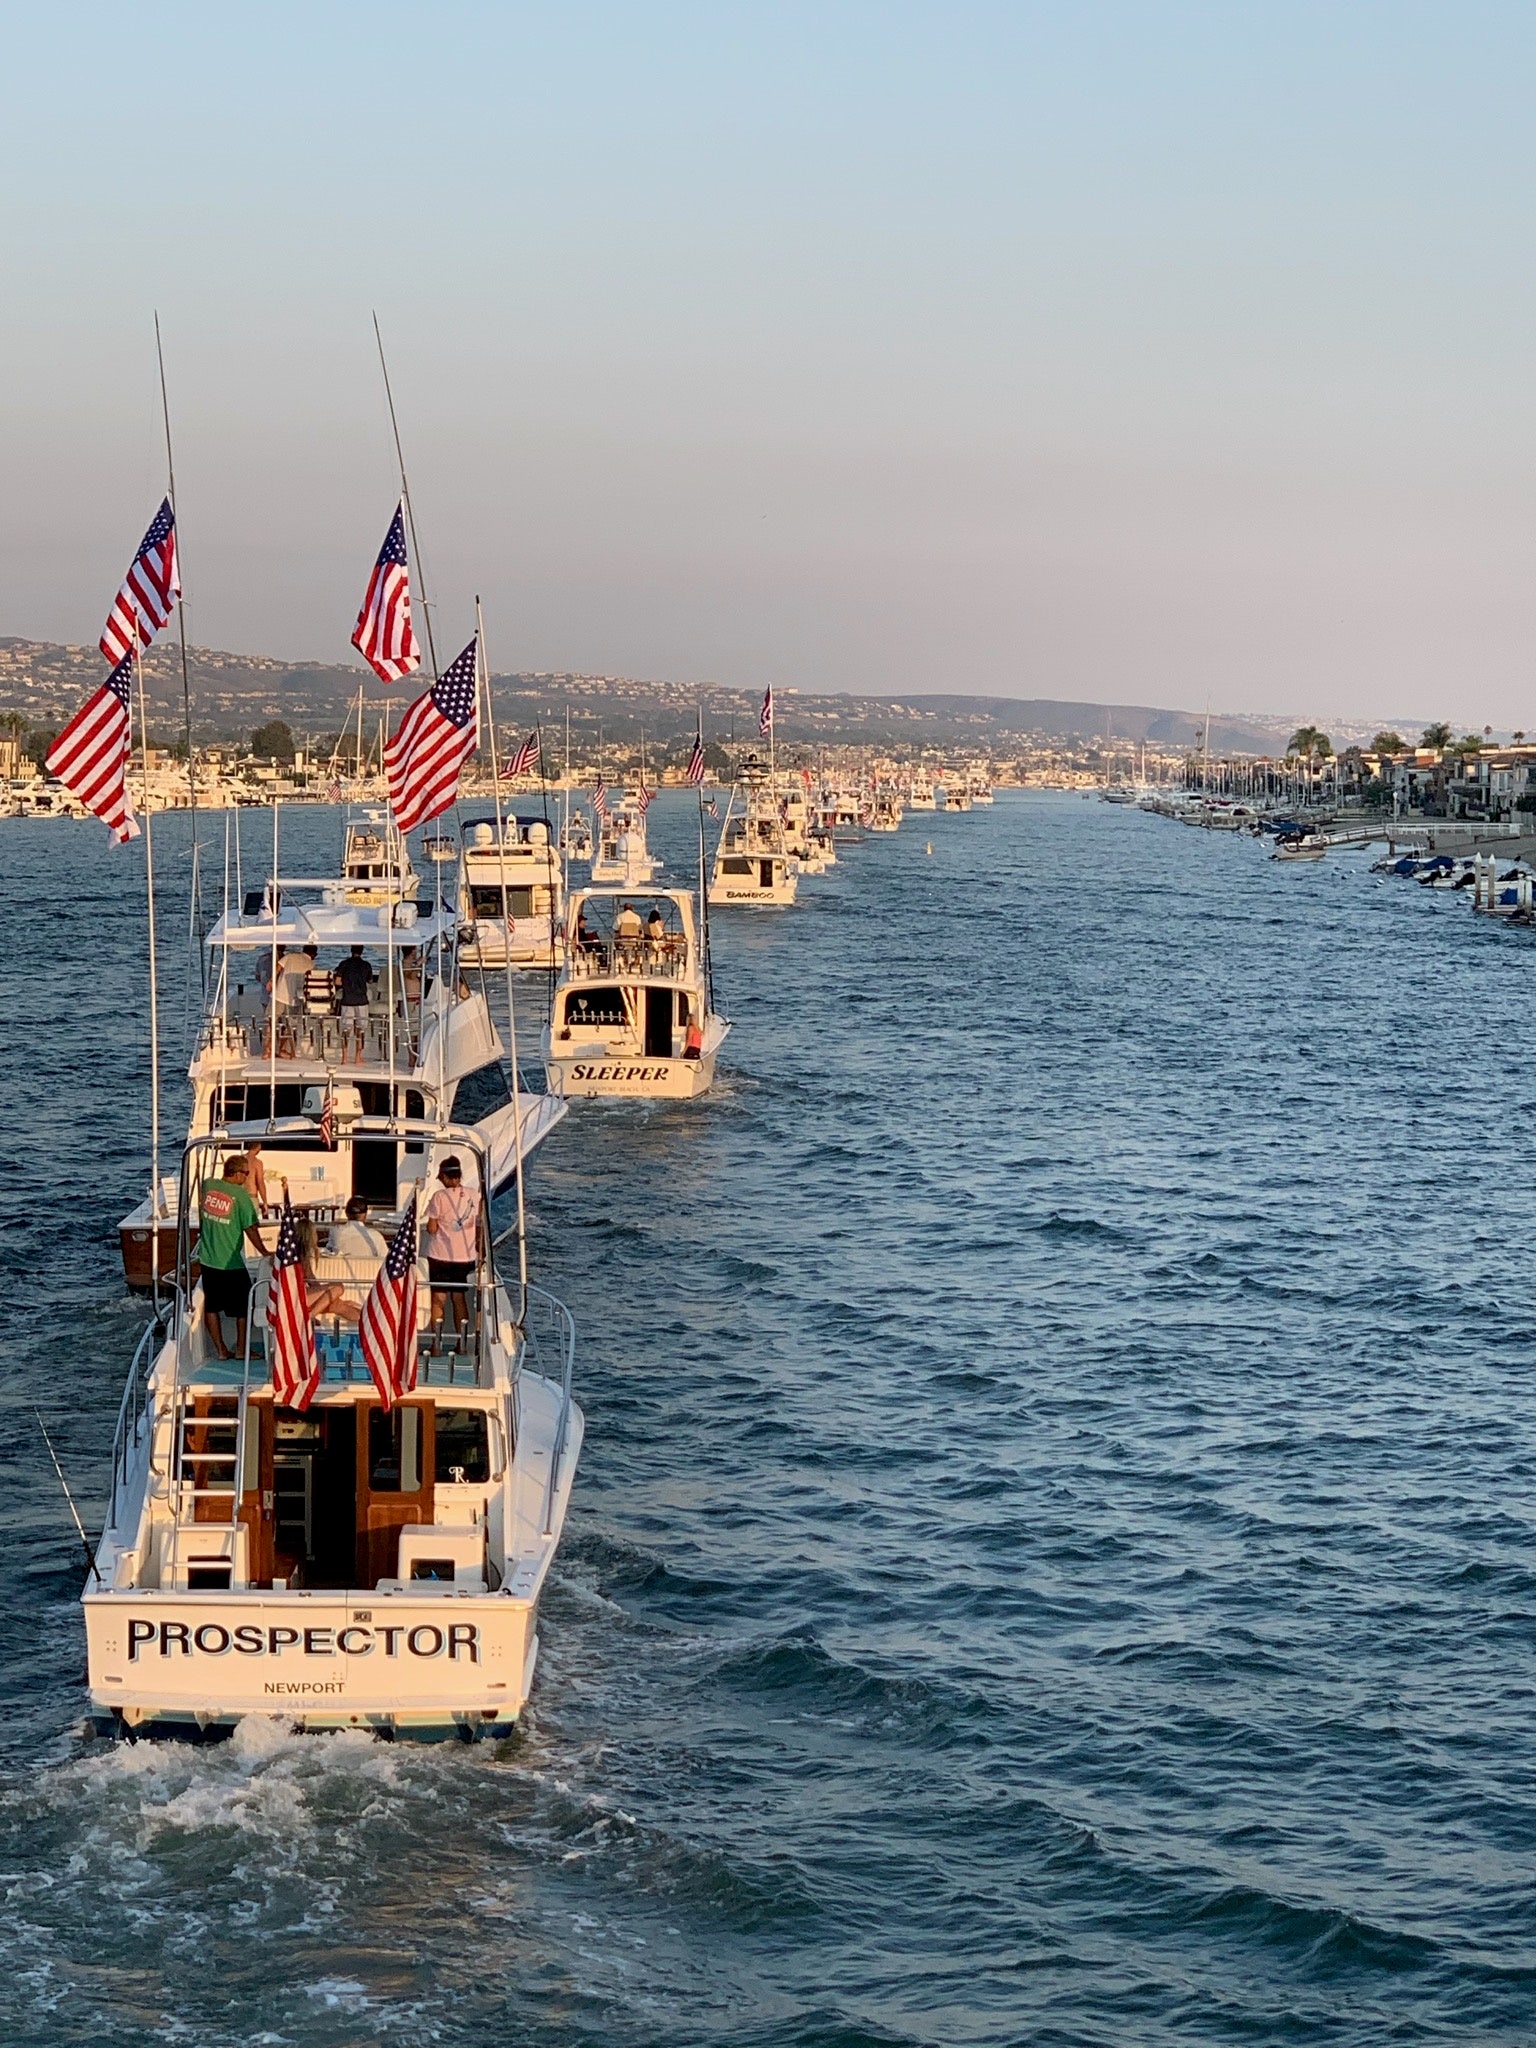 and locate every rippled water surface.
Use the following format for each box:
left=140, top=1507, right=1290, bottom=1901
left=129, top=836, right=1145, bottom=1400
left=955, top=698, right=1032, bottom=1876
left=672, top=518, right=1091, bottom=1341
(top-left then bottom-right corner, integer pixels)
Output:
left=2, top=792, right=1535, bottom=2046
